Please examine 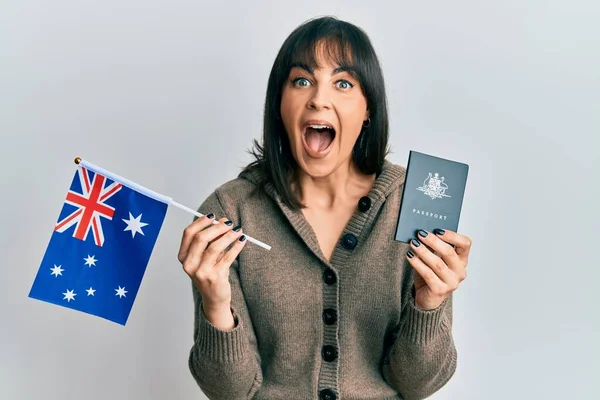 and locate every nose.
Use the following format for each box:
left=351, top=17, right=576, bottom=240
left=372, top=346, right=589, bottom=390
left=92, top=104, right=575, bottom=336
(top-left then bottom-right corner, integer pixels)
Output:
left=306, top=85, right=332, bottom=111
